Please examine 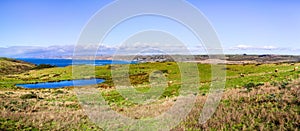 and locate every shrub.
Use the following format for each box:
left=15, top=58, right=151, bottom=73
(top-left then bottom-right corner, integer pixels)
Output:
left=244, top=82, right=264, bottom=92
left=32, top=64, right=56, bottom=70
left=53, top=90, right=64, bottom=94
left=166, top=62, right=173, bottom=65
left=20, top=93, right=37, bottom=99
left=270, top=81, right=278, bottom=86
left=0, top=94, right=5, bottom=98
left=160, top=69, right=169, bottom=74
left=255, top=63, right=262, bottom=66
left=5, top=92, right=14, bottom=95
left=280, top=81, right=289, bottom=89
left=256, top=82, right=265, bottom=86
left=244, top=82, right=256, bottom=92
